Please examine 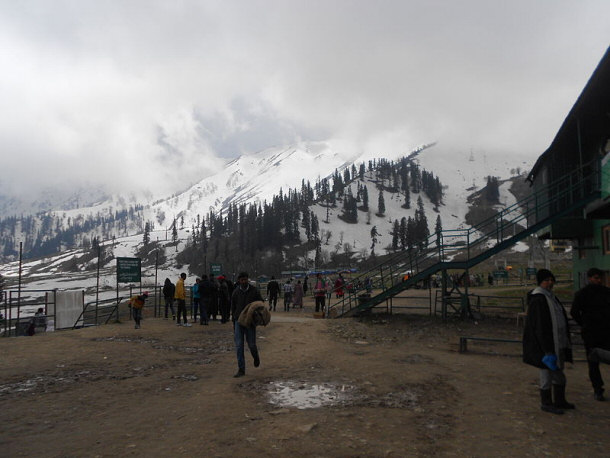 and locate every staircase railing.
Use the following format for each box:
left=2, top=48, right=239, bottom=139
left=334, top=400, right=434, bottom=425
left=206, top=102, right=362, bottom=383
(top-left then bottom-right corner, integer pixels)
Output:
left=329, top=158, right=602, bottom=317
